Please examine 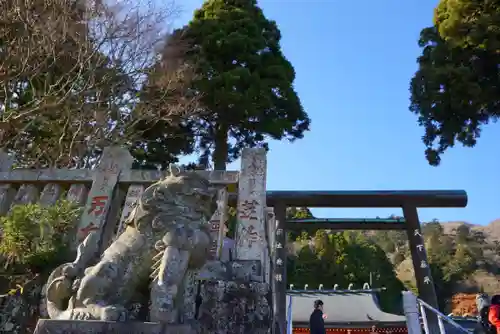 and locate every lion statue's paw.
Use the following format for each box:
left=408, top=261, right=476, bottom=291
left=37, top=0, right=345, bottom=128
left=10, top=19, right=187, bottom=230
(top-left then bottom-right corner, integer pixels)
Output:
left=100, top=305, right=128, bottom=322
